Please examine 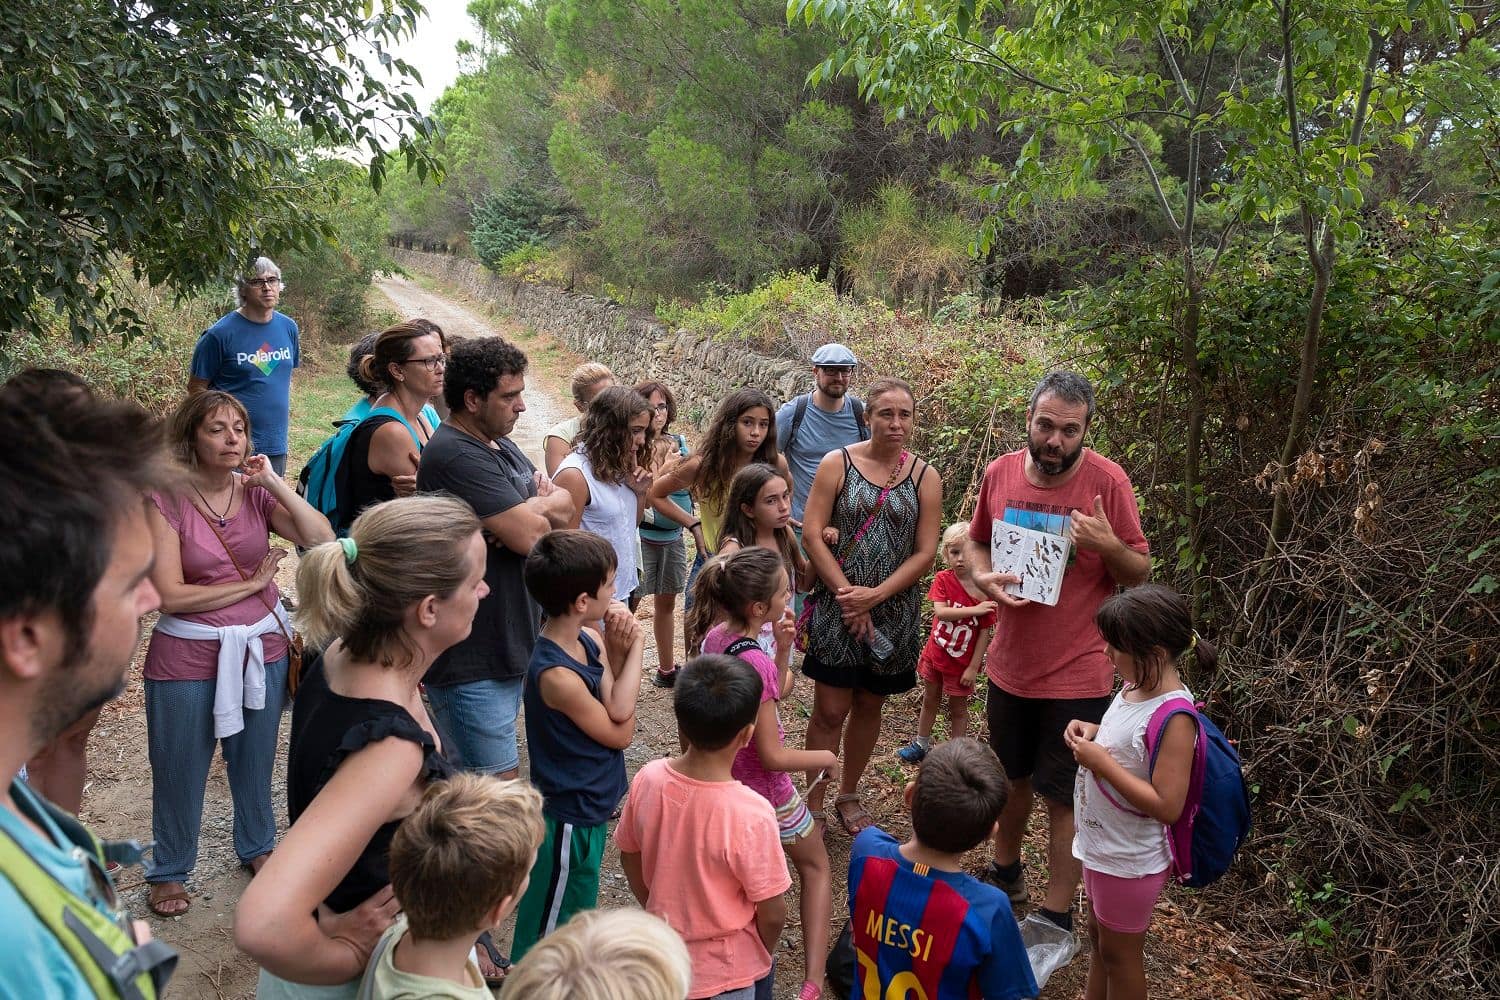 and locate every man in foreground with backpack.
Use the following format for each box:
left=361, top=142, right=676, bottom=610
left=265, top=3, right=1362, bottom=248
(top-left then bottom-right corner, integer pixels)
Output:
left=0, top=371, right=179, bottom=997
